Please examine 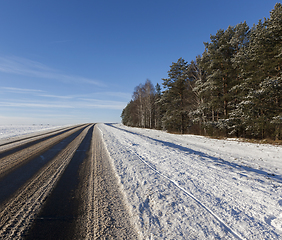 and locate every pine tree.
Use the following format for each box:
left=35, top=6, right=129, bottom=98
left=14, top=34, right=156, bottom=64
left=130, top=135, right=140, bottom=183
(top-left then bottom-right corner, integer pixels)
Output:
left=226, top=22, right=251, bottom=137
left=154, top=83, right=163, bottom=129
left=186, top=59, right=207, bottom=134
left=121, top=3, right=282, bottom=140
left=231, top=4, right=282, bottom=139
left=198, top=24, right=249, bottom=136
left=161, top=58, right=192, bottom=133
